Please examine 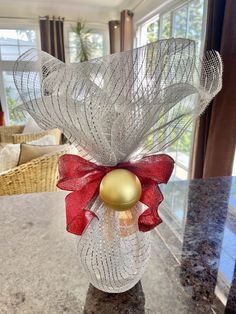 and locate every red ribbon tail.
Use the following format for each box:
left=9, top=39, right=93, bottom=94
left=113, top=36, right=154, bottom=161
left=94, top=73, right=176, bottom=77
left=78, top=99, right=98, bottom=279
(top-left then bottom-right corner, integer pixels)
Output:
left=67, top=210, right=97, bottom=235
left=138, top=184, right=163, bottom=232
left=65, top=191, right=98, bottom=235
left=138, top=208, right=162, bottom=232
